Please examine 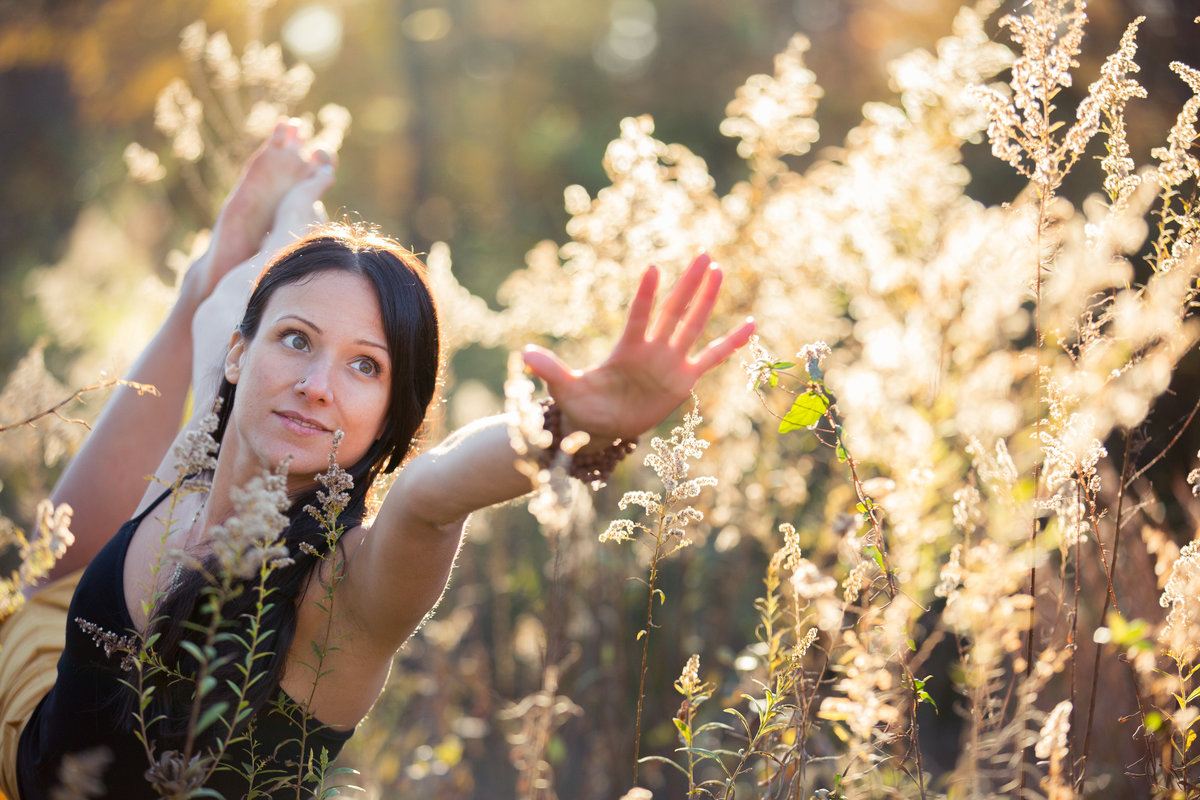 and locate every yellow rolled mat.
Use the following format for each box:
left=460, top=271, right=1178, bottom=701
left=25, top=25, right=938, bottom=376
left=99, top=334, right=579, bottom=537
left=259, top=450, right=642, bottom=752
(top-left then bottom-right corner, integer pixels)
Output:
left=0, top=571, right=81, bottom=800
